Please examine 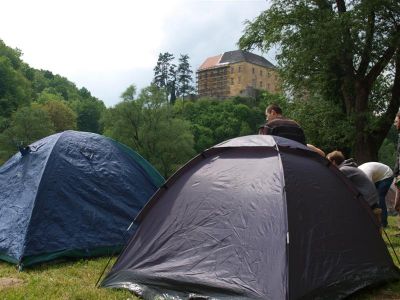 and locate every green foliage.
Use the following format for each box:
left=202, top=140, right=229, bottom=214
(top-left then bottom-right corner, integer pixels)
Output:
left=41, top=99, right=77, bottom=132
left=176, top=54, right=195, bottom=99
left=0, top=105, right=55, bottom=162
left=153, top=53, right=195, bottom=104
left=378, top=138, right=397, bottom=168
left=289, top=97, right=353, bottom=154
left=153, top=52, right=176, bottom=103
left=378, top=126, right=397, bottom=167
left=239, top=0, right=400, bottom=161
left=175, top=97, right=264, bottom=152
left=102, top=85, right=195, bottom=177
left=31, top=70, right=82, bottom=102
left=0, top=52, right=32, bottom=118
left=0, top=39, right=107, bottom=163
left=69, top=98, right=105, bottom=133
left=189, top=124, right=214, bottom=152
left=36, top=88, right=65, bottom=104
left=120, top=84, right=136, bottom=102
